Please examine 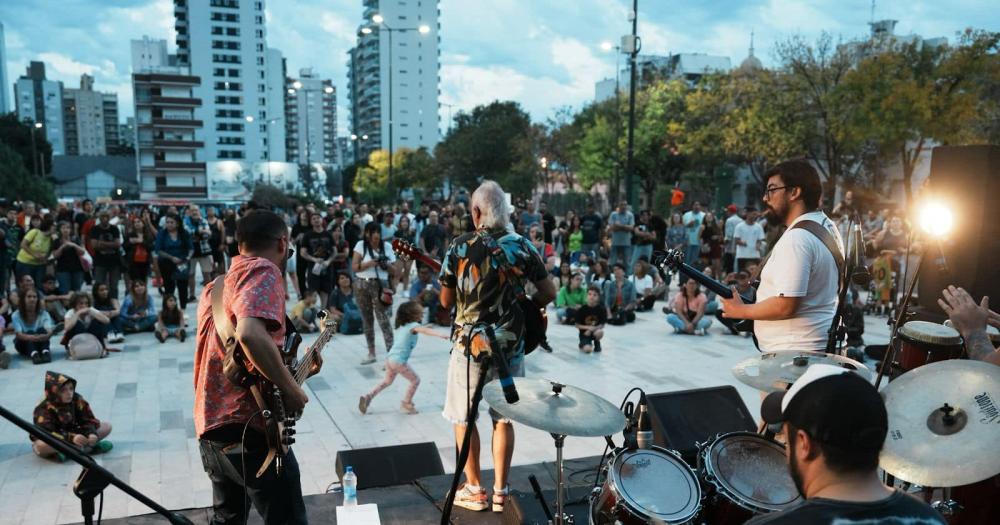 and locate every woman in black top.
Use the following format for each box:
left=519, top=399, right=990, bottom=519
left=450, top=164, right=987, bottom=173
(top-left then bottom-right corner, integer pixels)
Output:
left=291, top=210, right=311, bottom=298
left=394, top=215, right=416, bottom=290
left=124, top=217, right=155, bottom=287
left=52, top=221, right=86, bottom=294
